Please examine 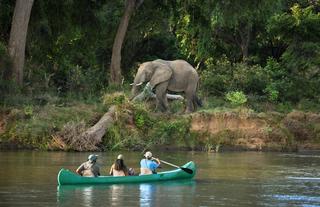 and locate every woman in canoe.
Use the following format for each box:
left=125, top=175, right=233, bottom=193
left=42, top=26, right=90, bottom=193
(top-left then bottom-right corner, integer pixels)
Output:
left=76, top=154, right=100, bottom=177
left=140, top=151, right=161, bottom=175
left=110, top=154, right=129, bottom=176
